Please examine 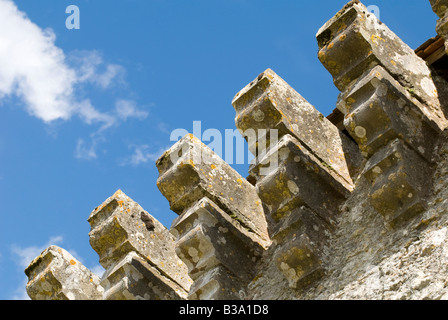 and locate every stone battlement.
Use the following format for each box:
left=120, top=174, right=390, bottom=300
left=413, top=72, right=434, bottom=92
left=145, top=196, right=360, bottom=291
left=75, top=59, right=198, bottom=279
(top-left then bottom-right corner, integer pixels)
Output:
left=25, top=1, right=448, bottom=300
